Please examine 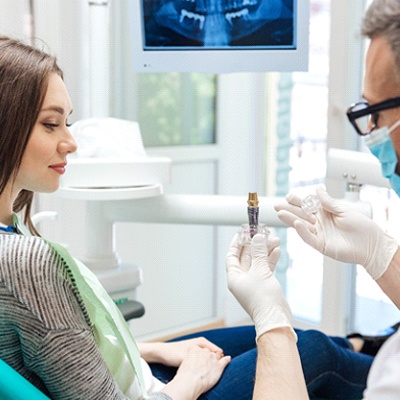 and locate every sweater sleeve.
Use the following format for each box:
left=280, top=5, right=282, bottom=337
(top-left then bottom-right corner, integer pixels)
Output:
left=0, top=234, right=173, bottom=400
left=34, top=329, right=173, bottom=400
